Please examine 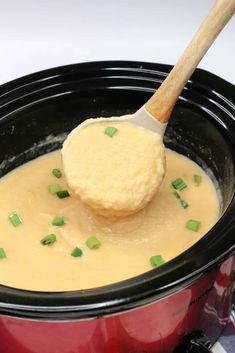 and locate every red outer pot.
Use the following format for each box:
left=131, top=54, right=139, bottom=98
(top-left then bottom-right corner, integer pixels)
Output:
left=0, top=256, right=234, bottom=353
left=0, top=61, right=234, bottom=353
